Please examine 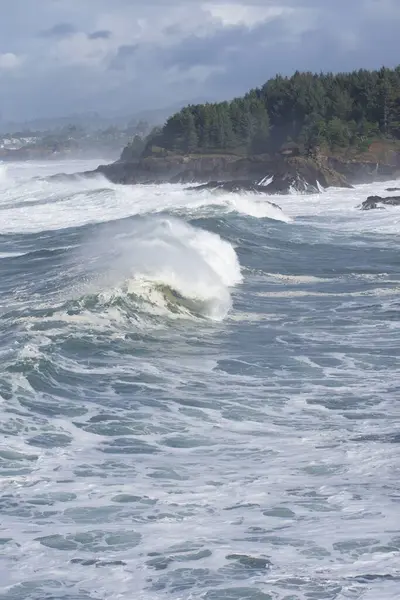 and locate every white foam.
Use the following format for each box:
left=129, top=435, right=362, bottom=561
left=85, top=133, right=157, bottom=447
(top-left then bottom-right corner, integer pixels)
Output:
left=0, top=251, right=26, bottom=258
left=0, top=159, right=291, bottom=234
left=265, top=273, right=335, bottom=284
left=0, top=162, right=9, bottom=186
left=256, top=286, right=399, bottom=298
left=1, top=159, right=400, bottom=236
left=219, top=192, right=292, bottom=221
left=3, top=160, right=399, bottom=237
left=274, top=178, right=400, bottom=235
